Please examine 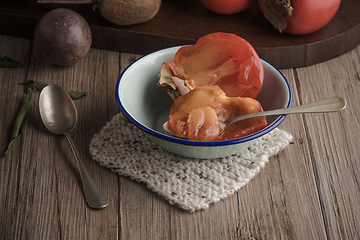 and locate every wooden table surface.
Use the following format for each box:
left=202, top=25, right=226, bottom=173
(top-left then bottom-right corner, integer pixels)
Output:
left=1, top=34, right=359, bottom=240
